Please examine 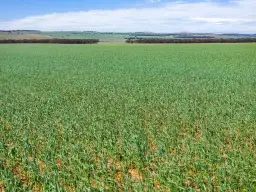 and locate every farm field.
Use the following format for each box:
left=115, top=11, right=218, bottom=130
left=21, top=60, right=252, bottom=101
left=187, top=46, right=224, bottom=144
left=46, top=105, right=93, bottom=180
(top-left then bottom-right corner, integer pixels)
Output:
left=0, top=43, right=256, bottom=191
left=0, top=32, right=53, bottom=40
left=2, top=31, right=256, bottom=42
